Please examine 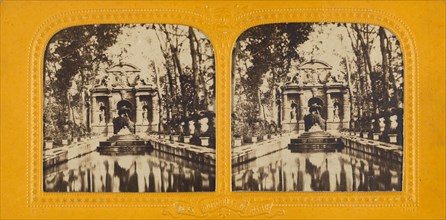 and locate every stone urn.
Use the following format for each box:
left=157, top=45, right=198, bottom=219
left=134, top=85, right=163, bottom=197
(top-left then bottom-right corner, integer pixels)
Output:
left=183, top=135, right=192, bottom=144
left=200, top=137, right=210, bottom=147
left=388, top=134, right=398, bottom=144
left=251, top=136, right=258, bottom=143
left=234, top=137, right=242, bottom=147
left=262, top=135, right=268, bottom=141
